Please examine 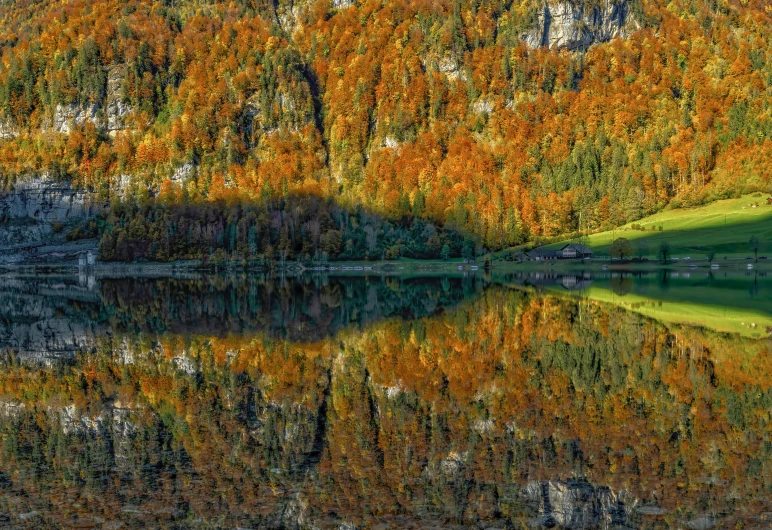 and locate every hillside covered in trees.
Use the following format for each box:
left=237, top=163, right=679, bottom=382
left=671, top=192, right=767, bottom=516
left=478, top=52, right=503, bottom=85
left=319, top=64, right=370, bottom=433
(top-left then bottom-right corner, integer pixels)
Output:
left=1, top=0, right=772, bottom=255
